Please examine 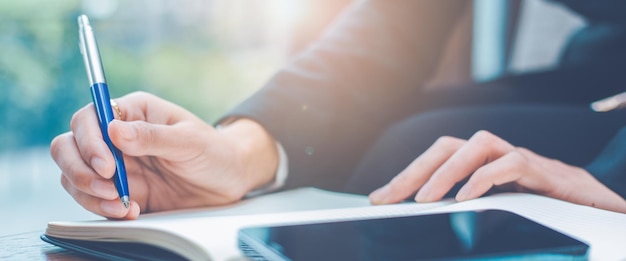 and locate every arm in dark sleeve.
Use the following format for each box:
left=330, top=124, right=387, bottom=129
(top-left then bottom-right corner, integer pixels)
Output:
left=224, top=1, right=468, bottom=190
